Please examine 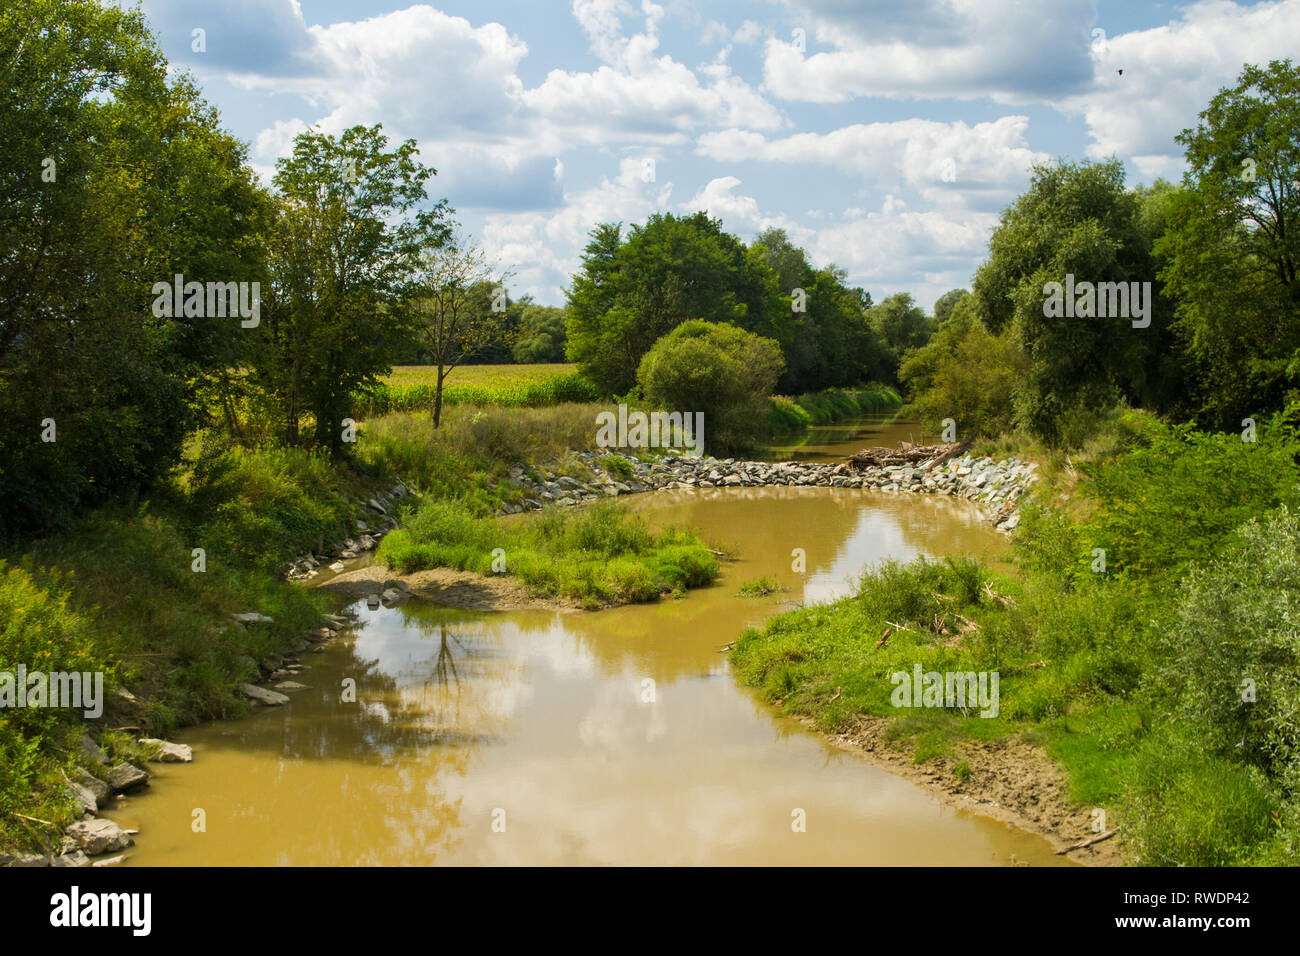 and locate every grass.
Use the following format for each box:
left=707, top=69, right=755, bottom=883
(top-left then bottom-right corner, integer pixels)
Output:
left=377, top=498, right=719, bottom=608
left=768, top=385, right=902, bottom=433
left=356, top=363, right=601, bottom=417
left=738, top=577, right=786, bottom=597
